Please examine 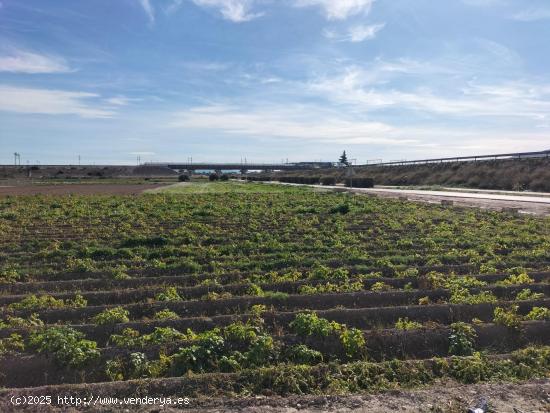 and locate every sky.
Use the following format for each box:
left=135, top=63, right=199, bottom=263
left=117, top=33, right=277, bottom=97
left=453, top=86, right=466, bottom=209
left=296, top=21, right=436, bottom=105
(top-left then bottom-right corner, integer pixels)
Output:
left=1, top=0, right=550, bottom=165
